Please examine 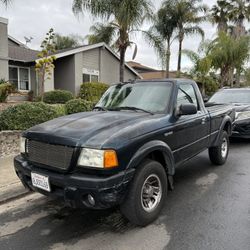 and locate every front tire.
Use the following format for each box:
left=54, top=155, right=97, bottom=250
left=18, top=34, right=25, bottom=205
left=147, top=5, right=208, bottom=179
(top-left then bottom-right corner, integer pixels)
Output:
left=209, top=131, right=229, bottom=165
left=120, top=159, right=168, bottom=226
